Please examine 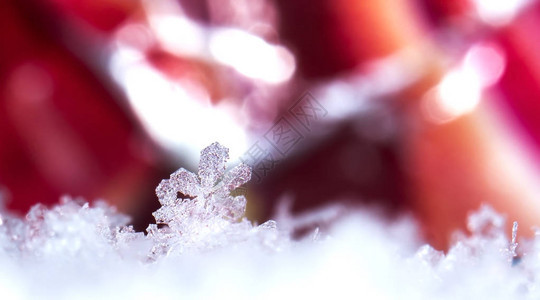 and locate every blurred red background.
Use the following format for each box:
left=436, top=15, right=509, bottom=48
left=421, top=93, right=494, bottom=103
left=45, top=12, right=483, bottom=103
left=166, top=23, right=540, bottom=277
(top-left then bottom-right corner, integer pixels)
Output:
left=1, top=0, right=540, bottom=250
